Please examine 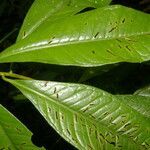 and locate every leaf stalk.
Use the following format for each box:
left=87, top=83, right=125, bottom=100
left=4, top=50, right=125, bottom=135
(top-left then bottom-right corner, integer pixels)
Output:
left=0, top=71, right=31, bottom=80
